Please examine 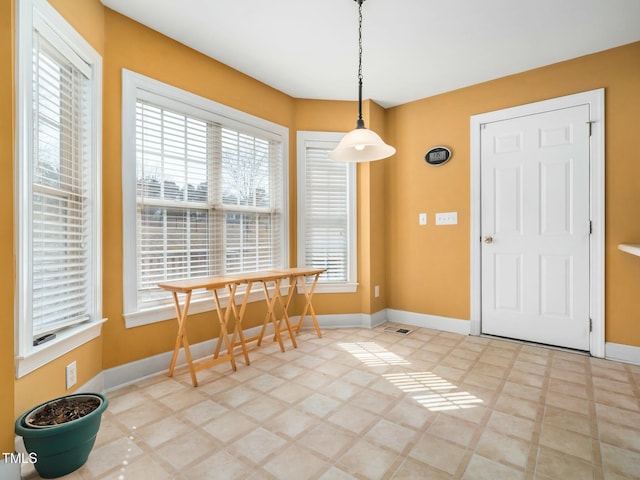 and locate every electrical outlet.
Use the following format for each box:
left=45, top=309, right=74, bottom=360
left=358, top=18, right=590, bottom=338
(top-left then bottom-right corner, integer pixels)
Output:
left=419, top=213, right=427, bottom=225
left=66, top=361, right=77, bottom=389
left=374, top=285, right=380, bottom=298
left=435, top=212, right=458, bottom=225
